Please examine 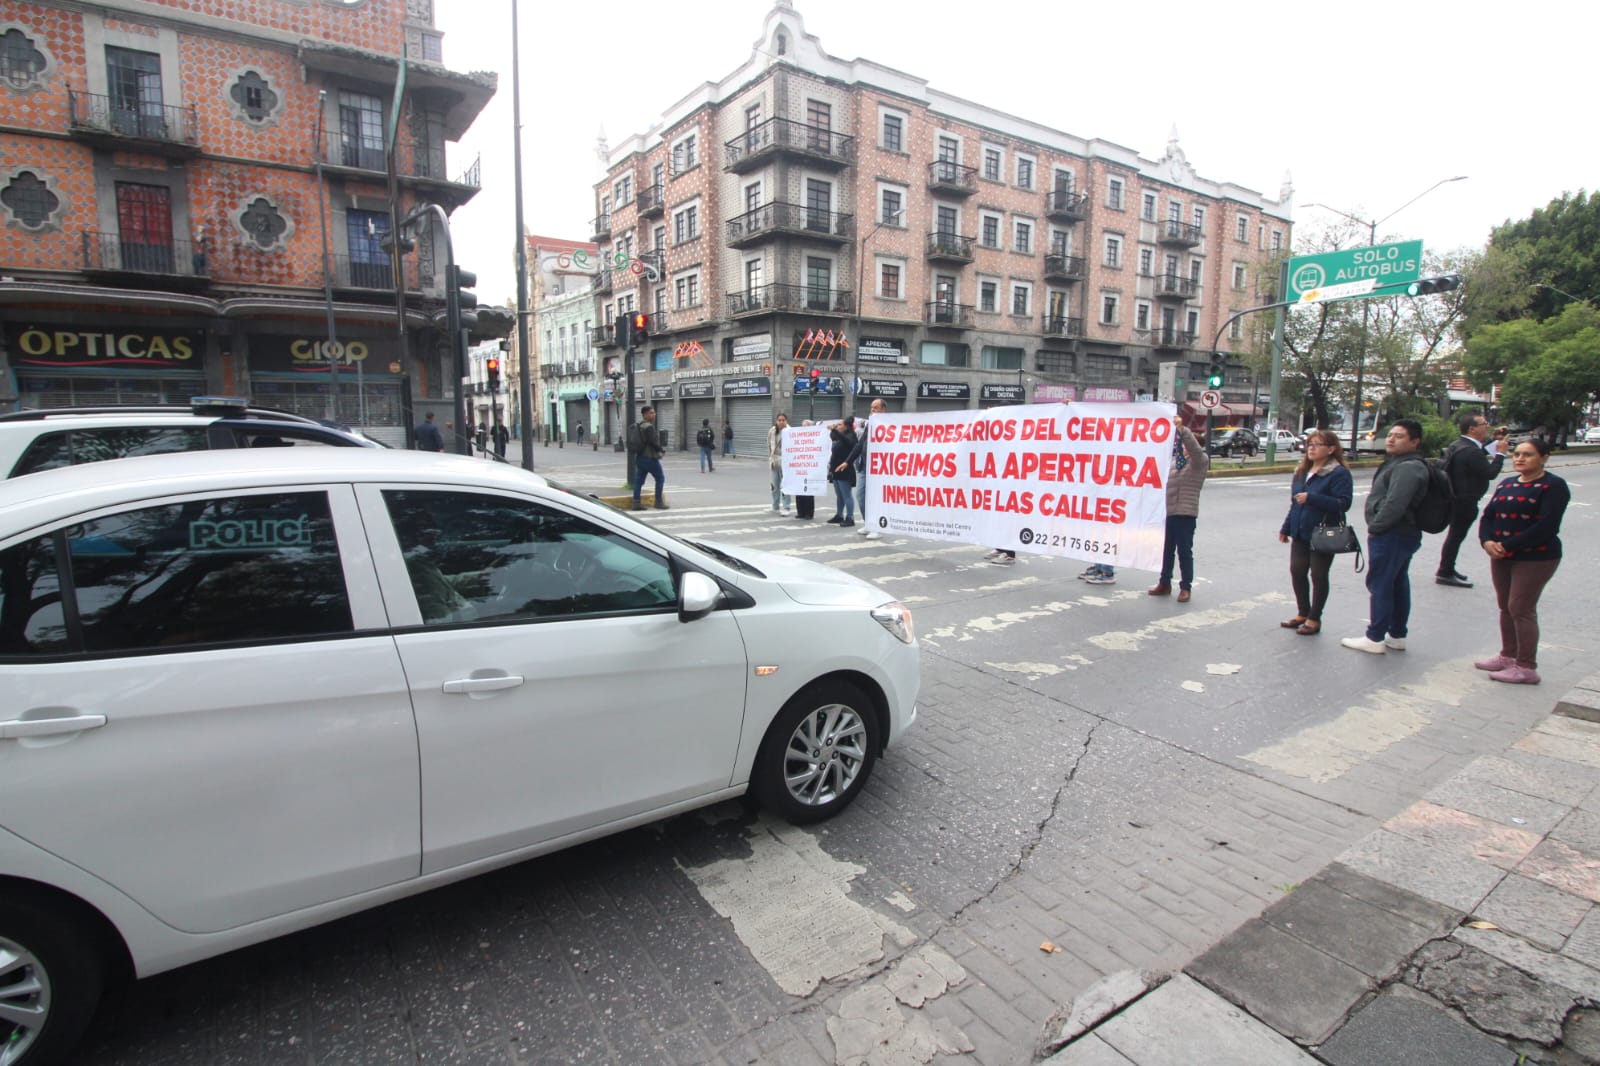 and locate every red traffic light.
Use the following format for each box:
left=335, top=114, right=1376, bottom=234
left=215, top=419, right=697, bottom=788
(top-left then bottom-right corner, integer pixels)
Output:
left=631, top=312, right=648, bottom=330
left=485, top=358, right=500, bottom=373
left=810, top=368, right=821, bottom=380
